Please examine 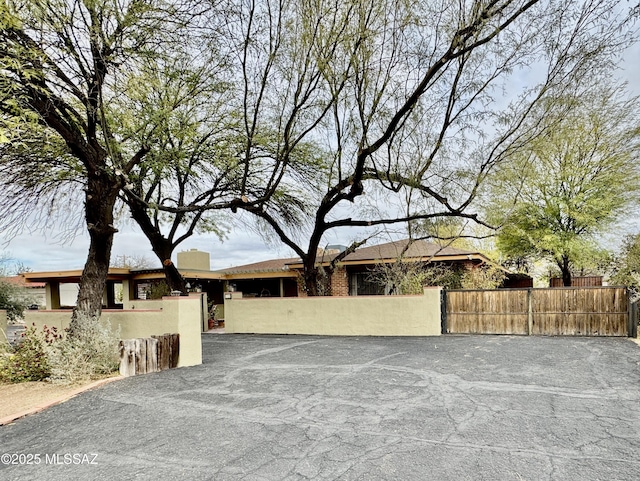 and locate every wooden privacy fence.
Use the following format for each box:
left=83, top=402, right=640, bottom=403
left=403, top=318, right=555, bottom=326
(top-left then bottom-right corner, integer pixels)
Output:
left=119, top=333, right=180, bottom=377
left=444, top=287, right=635, bottom=337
